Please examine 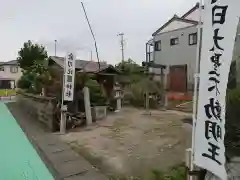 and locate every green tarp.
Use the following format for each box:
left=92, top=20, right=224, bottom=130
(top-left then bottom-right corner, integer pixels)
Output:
left=0, top=103, right=54, bottom=180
